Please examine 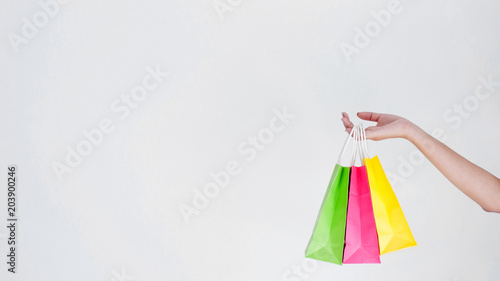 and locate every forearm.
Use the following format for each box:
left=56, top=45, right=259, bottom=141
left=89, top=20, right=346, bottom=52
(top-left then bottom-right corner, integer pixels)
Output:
left=406, top=123, right=500, bottom=213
